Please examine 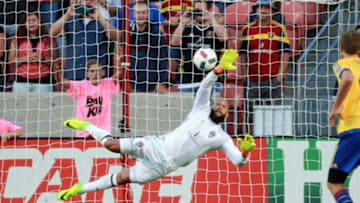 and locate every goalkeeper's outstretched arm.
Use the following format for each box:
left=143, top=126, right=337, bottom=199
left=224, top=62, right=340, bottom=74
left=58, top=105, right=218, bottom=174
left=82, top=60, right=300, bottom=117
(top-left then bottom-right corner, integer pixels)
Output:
left=220, top=139, right=248, bottom=167
left=191, top=71, right=219, bottom=111
left=220, top=134, right=256, bottom=167
left=192, top=49, right=239, bottom=111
